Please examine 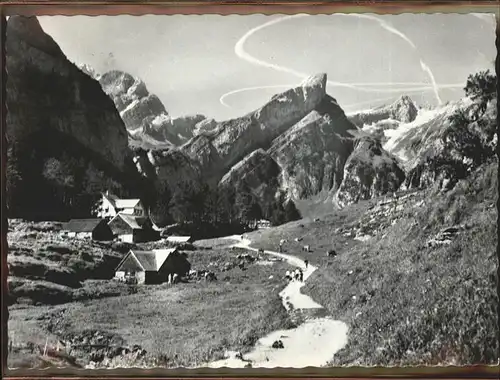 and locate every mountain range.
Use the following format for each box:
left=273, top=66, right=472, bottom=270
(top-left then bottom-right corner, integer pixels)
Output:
left=5, top=16, right=497, bottom=229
